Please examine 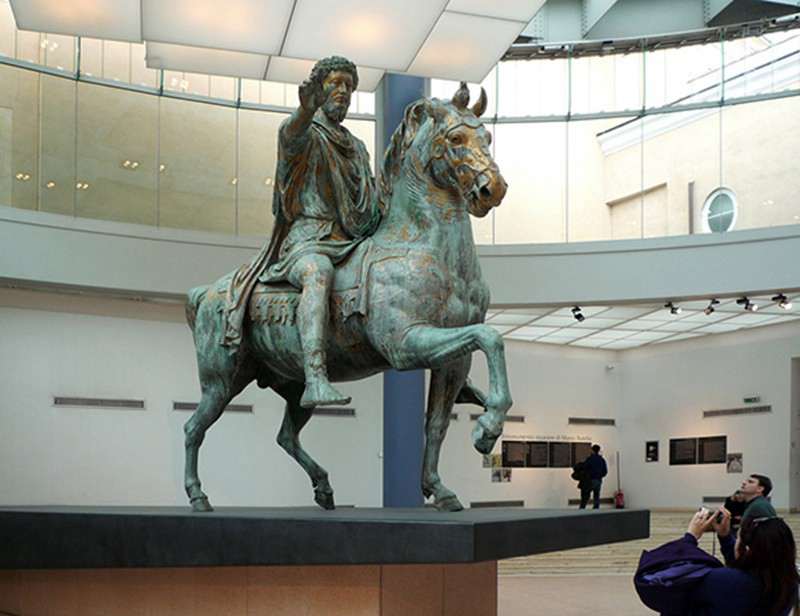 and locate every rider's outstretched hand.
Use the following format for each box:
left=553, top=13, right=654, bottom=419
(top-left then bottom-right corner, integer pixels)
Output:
left=299, top=76, right=326, bottom=112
